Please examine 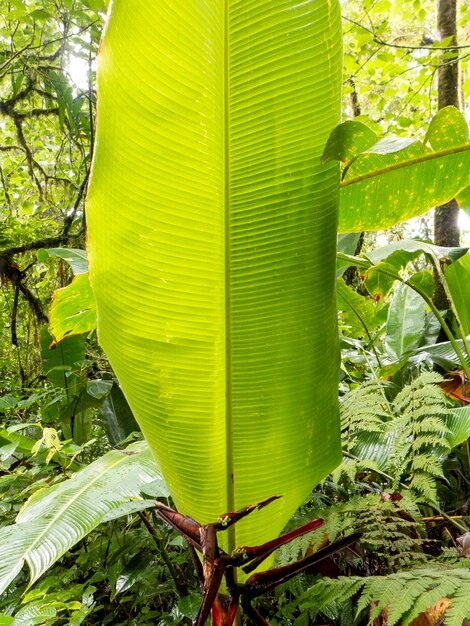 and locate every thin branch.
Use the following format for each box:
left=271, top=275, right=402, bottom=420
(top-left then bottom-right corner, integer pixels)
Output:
left=0, top=41, right=34, bottom=74
left=11, top=284, right=20, bottom=346
left=342, top=15, right=470, bottom=50
left=1, top=234, right=76, bottom=256
left=15, top=107, right=59, bottom=119
left=63, top=171, right=89, bottom=236
left=11, top=112, right=44, bottom=196
left=0, top=164, right=12, bottom=209
left=0, top=19, right=100, bottom=77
